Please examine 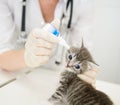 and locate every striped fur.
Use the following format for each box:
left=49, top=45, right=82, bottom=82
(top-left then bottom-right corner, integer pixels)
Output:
left=49, top=46, right=113, bottom=105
